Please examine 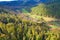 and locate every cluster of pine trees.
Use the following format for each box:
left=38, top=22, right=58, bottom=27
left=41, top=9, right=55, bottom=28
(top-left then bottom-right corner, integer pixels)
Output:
left=0, top=13, right=60, bottom=40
